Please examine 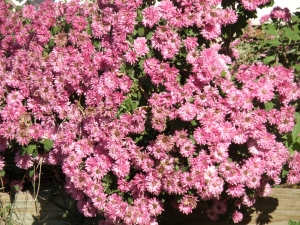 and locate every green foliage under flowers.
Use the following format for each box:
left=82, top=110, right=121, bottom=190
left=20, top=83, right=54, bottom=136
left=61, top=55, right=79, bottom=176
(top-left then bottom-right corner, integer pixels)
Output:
left=289, top=220, right=300, bottom=225
left=236, top=11, right=300, bottom=80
